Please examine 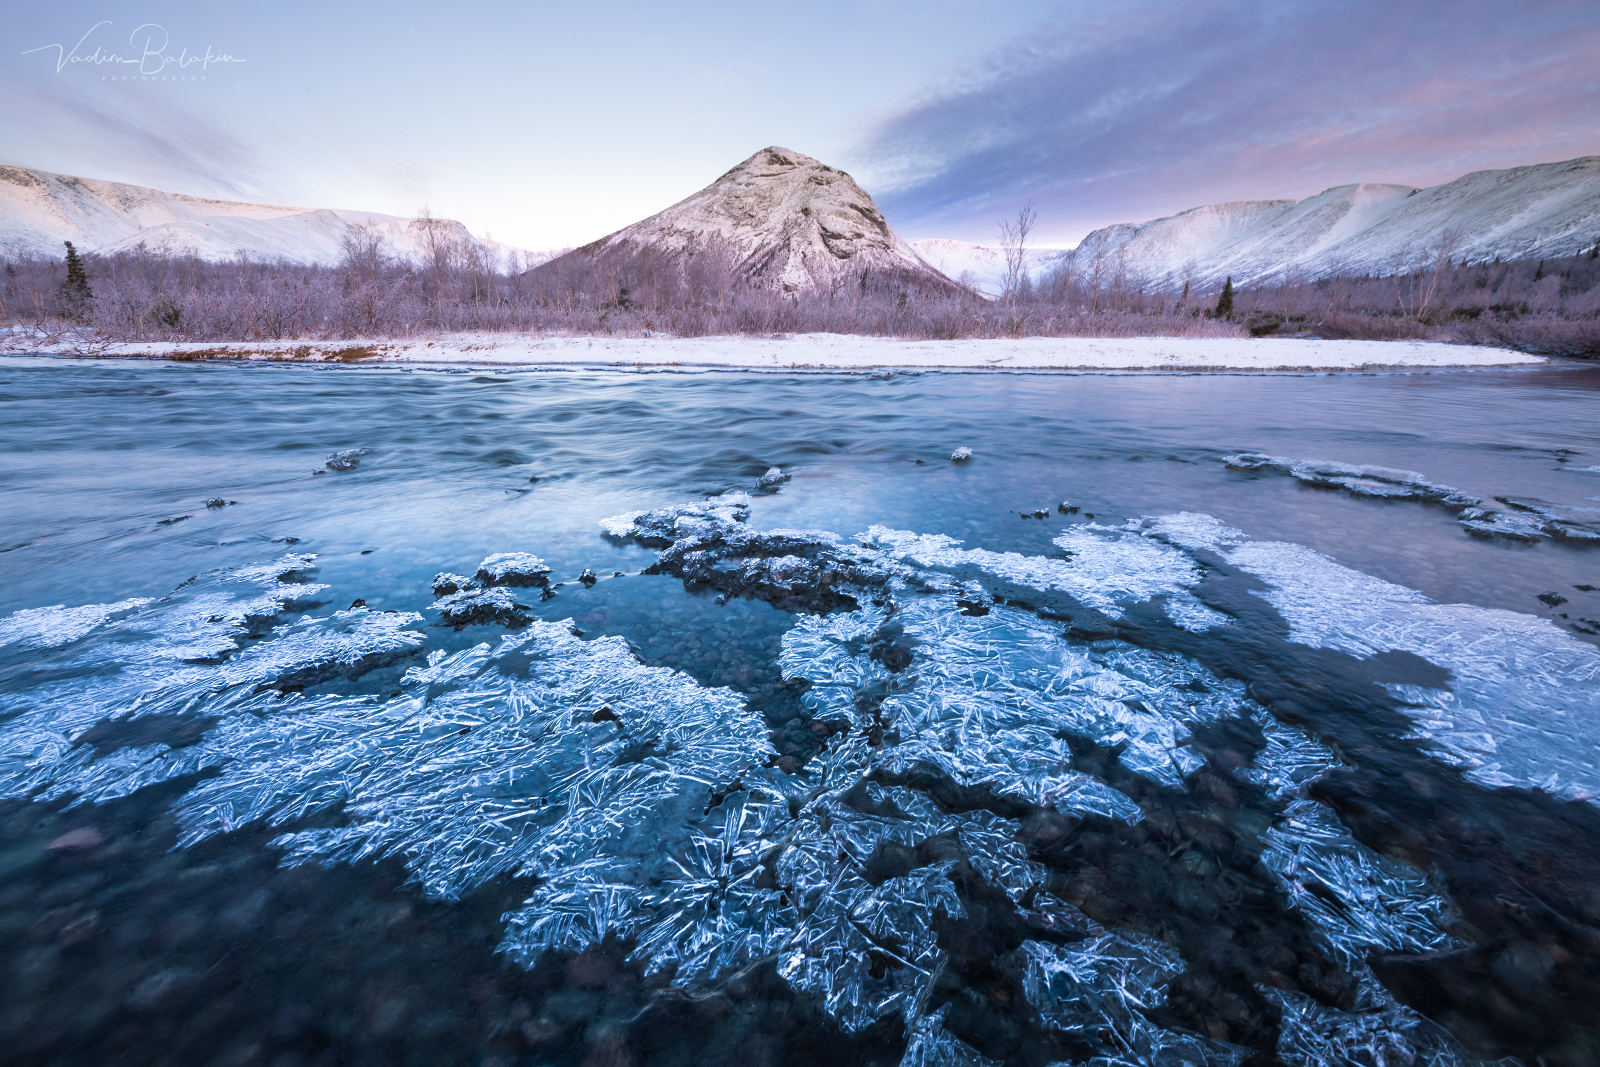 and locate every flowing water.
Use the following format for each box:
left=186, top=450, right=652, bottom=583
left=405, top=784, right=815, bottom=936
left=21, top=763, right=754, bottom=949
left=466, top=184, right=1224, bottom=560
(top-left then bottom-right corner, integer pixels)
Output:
left=2, top=355, right=1599, bottom=1067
